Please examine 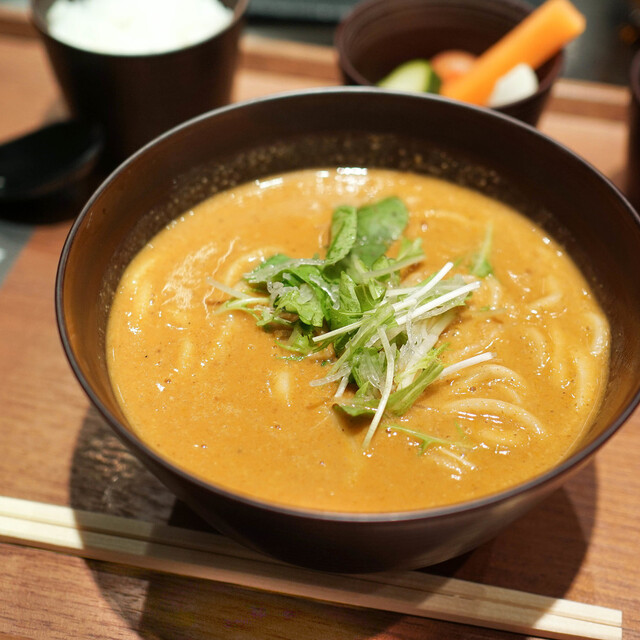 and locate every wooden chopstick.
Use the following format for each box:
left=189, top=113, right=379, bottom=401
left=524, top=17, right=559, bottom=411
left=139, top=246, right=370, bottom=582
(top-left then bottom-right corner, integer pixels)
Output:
left=0, top=496, right=622, bottom=640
